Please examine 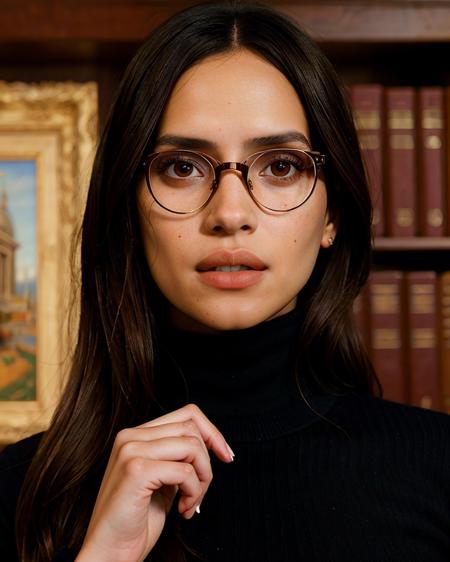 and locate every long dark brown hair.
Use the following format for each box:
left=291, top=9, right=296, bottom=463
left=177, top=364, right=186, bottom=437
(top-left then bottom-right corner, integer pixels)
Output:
left=16, top=2, right=380, bottom=560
